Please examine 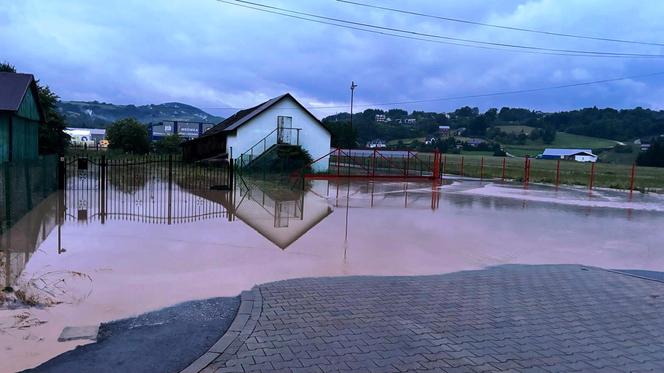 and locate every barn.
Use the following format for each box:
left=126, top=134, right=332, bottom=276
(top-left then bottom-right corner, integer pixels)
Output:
left=540, top=148, right=598, bottom=163
left=182, top=93, right=332, bottom=172
left=0, top=72, right=45, bottom=162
